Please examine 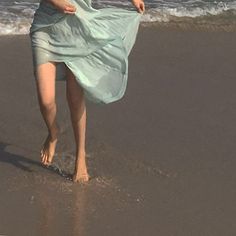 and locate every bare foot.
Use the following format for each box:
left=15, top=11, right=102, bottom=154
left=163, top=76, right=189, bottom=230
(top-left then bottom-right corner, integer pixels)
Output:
left=73, top=153, right=90, bottom=183
left=40, top=128, right=59, bottom=166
